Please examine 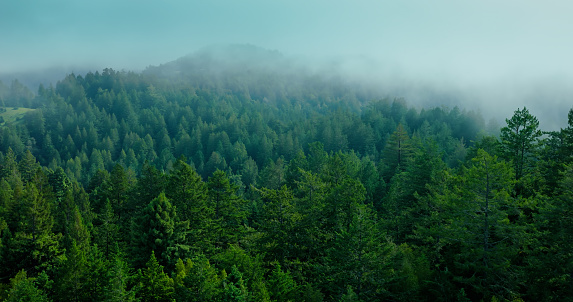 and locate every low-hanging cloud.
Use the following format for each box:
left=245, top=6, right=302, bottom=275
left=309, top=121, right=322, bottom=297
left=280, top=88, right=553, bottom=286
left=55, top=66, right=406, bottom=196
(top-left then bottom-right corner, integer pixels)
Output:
left=1, top=0, right=572, bottom=130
